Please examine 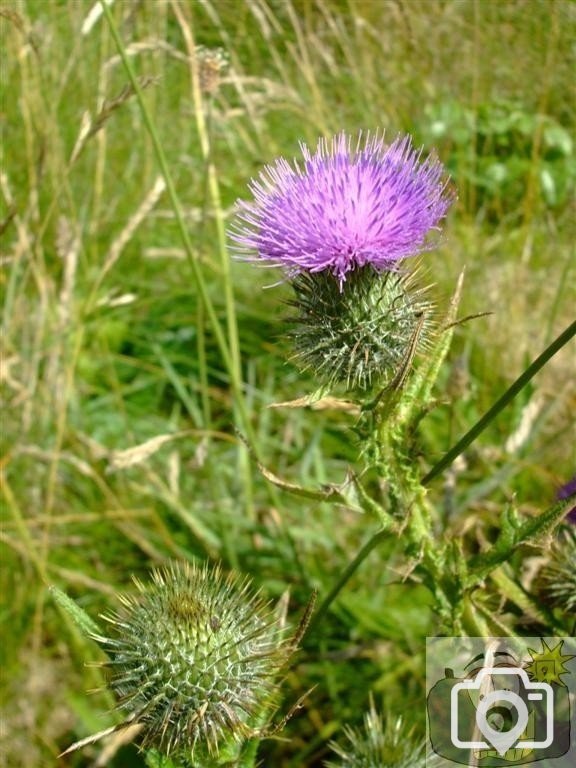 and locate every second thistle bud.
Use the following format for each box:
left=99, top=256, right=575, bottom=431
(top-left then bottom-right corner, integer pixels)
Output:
left=326, top=697, right=430, bottom=768
left=92, top=562, right=293, bottom=760
left=287, top=266, right=432, bottom=392
left=537, top=527, right=576, bottom=616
